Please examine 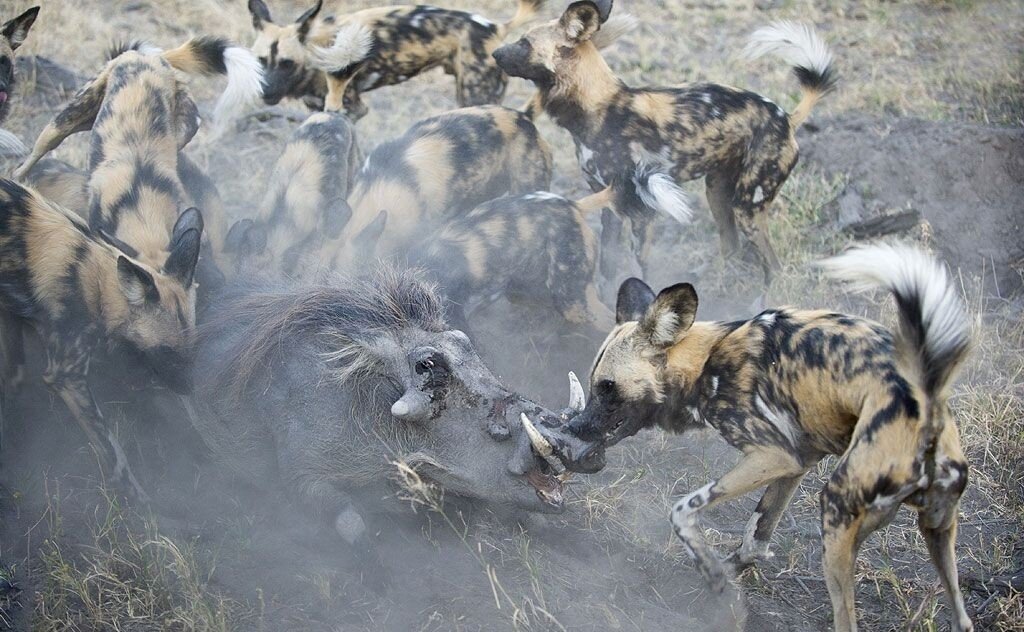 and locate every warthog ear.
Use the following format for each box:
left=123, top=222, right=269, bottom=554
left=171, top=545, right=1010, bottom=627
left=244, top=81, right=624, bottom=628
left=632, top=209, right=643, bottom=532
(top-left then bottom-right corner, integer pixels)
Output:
left=616, top=277, right=655, bottom=324
left=248, top=0, right=273, bottom=30
left=164, top=227, right=202, bottom=287
left=638, top=283, right=698, bottom=347
left=295, top=0, right=323, bottom=43
left=560, top=1, right=606, bottom=43
left=2, top=6, right=39, bottom=51
left=117, top=256, right=159, bottom=306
